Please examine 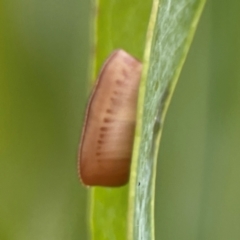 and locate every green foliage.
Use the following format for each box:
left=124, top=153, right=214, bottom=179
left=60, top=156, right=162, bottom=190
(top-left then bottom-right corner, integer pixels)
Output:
left=129, top=1, right=206, bottom=240
left=1, top=0, right=240, bottom=240
left=91, top=0, right=205, bottom=240
left=90, top=1, right=152, bottom=240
